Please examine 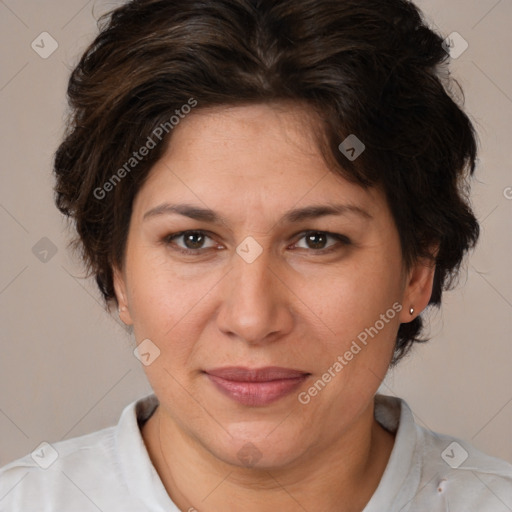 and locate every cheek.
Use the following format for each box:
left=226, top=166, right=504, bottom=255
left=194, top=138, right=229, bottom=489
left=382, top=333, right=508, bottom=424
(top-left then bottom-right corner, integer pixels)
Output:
left=297, top=267, right=400, bottom=411
left=303, top=256, right=402, bottom=349
left=125, top=249, right=173, bottom=329
left=126, top=252, right=221, bottom=356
